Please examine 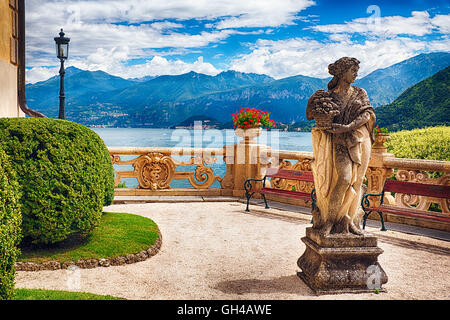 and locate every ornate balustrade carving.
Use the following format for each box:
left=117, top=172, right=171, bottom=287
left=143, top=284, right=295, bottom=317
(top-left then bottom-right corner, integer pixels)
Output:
left=394, top=170, right=449, bottom=213
left=110, top=147, right=224, bottom=190
left=382, top=157, right=449, bottom=211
